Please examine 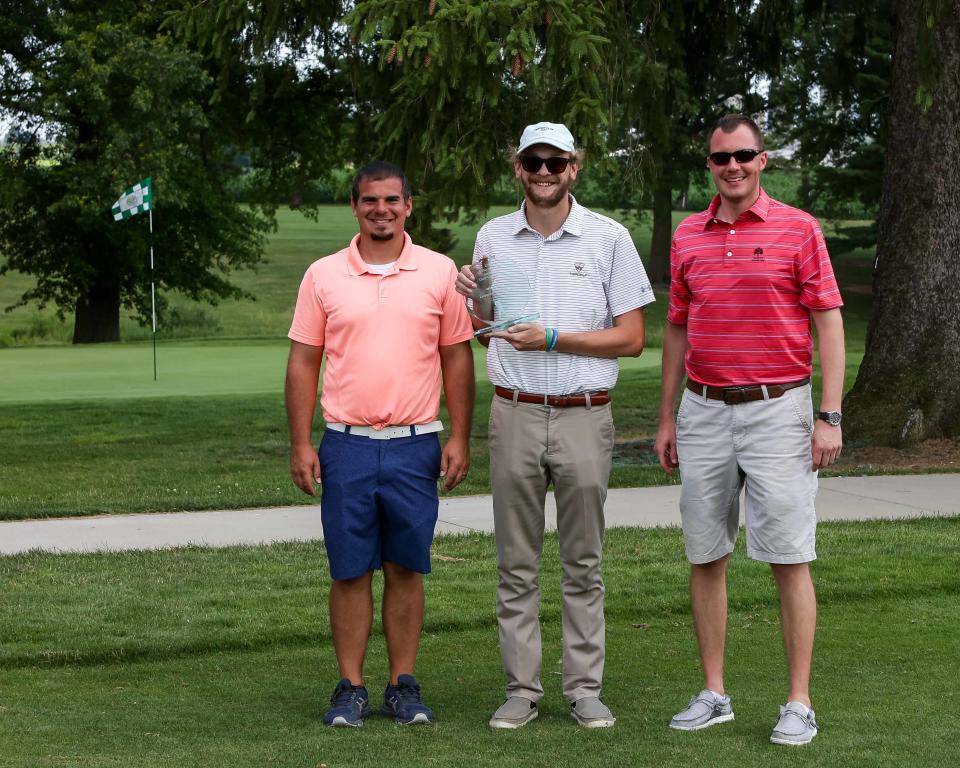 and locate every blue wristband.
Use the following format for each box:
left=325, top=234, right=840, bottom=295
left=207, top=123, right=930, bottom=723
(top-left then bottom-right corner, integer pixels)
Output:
left=547, top=328, right=559, bottom=351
